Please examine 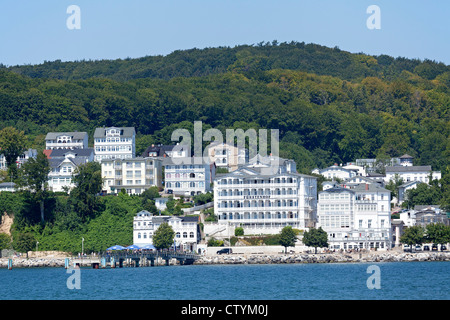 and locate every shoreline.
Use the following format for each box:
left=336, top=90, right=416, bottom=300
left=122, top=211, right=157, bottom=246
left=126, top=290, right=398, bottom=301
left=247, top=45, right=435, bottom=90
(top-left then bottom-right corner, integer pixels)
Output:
left=1, top=251, right=449, bottom=268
